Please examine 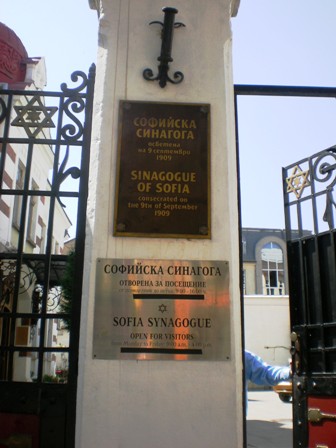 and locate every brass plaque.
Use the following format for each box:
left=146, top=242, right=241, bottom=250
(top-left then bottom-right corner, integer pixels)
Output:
left=93, top=259, right=230, bottom=361
left=114, top=101, right=211, bottom=238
